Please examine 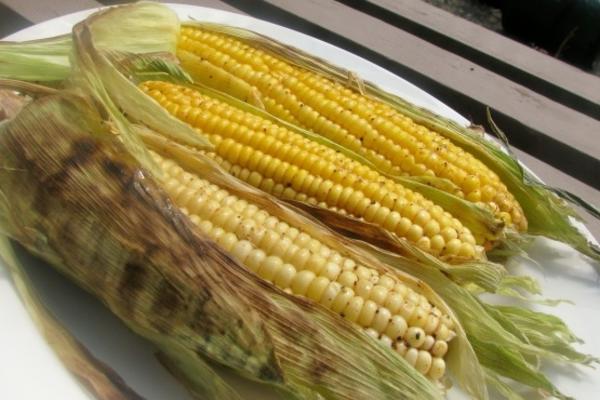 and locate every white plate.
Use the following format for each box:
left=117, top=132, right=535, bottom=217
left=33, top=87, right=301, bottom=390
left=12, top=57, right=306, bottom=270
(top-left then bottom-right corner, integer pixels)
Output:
left=1, top=4, right=599, bottom=400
